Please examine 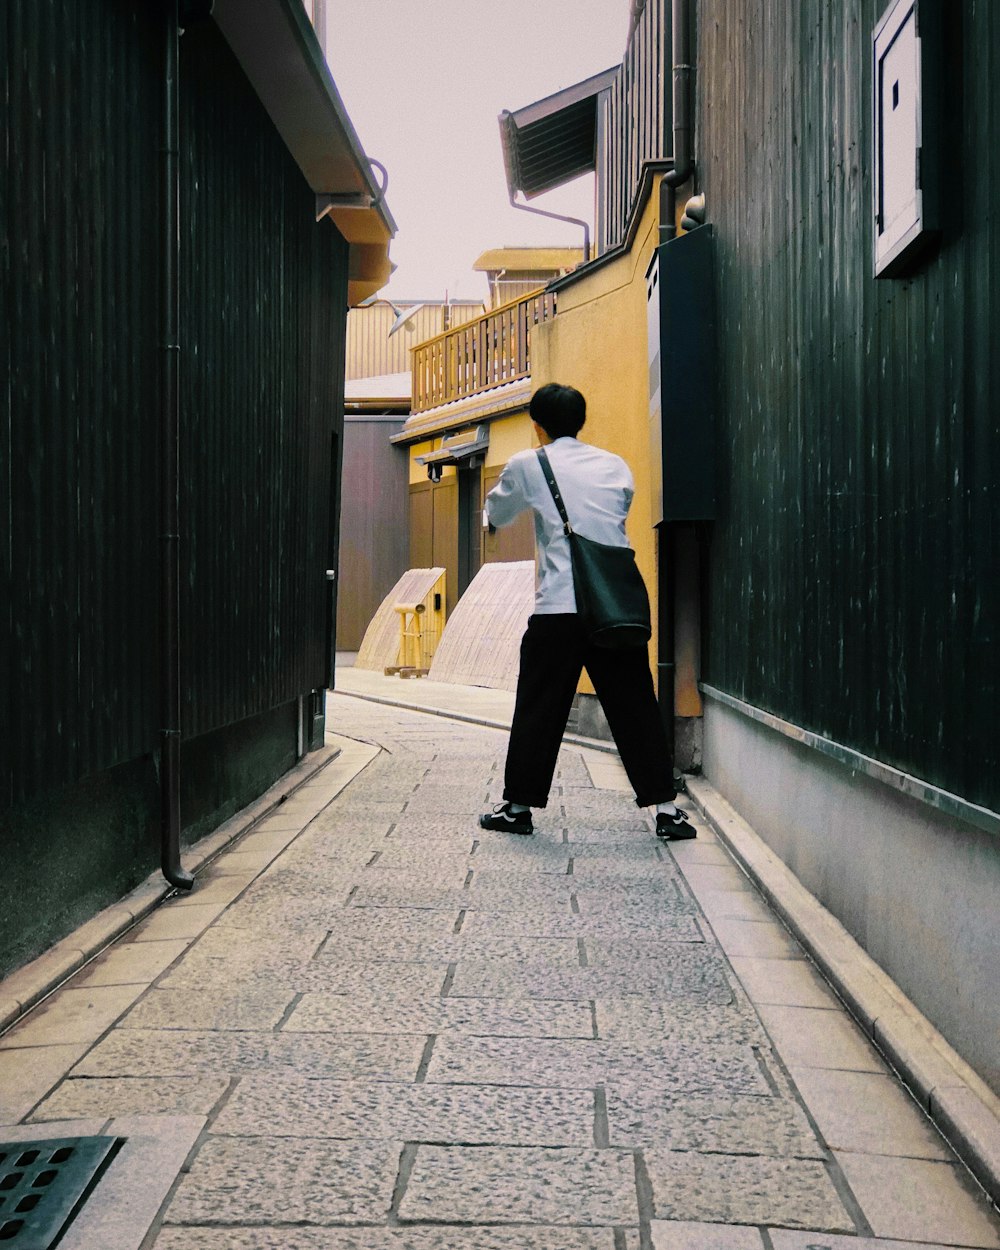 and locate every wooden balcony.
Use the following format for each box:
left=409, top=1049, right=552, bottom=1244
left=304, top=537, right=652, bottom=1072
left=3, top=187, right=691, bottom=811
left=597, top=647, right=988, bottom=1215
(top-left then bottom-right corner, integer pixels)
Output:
left=411, top=288, right=555, bottom=414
